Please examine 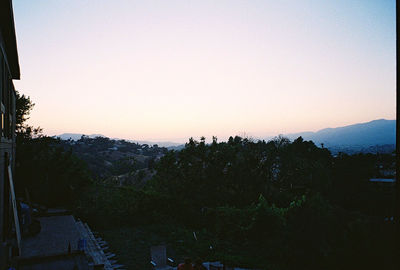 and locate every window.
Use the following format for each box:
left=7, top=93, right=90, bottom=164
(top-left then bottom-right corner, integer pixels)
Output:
left=0, top=52, right=3, bottom=137
left=0, top=51, right=3, bottom=102
left=0, top=51, right=12, bottom=139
